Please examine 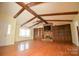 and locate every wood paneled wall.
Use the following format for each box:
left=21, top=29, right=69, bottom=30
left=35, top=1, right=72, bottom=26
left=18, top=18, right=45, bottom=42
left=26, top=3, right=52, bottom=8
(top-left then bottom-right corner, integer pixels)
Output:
left=33, top=24, right=72, bottom=43
left=52, top=24, right=72, bottom=43
left=33, top=28, right=43, bottom=40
